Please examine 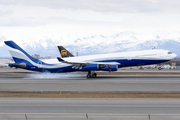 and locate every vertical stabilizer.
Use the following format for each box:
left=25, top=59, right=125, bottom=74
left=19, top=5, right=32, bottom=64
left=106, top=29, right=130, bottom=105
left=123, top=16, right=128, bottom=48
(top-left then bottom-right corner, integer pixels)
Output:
left=4, top=41, right=39, bottom=64
left=57, top=46, right=74, bottom=58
